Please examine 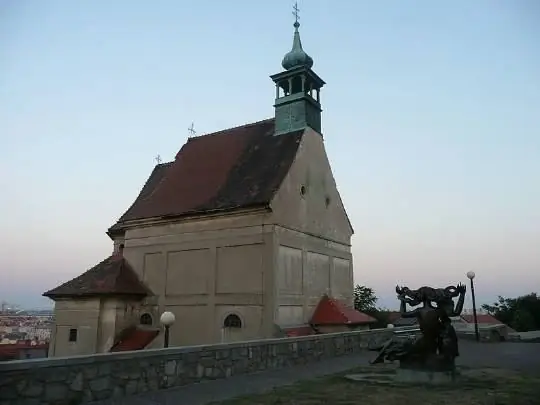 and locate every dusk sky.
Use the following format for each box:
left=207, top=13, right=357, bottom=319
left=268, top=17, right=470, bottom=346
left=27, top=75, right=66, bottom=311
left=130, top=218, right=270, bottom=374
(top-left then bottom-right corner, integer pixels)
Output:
left=1, top=1, right=539, bottom=309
